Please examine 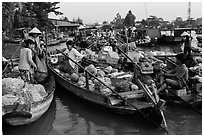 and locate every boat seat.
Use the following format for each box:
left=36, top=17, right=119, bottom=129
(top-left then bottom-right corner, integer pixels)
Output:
left=108, top=90, right=144, bottom=106
left=168, top=87, right=187, bottom=97
left=118, top=90, right=144, bottom=99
